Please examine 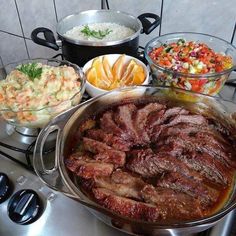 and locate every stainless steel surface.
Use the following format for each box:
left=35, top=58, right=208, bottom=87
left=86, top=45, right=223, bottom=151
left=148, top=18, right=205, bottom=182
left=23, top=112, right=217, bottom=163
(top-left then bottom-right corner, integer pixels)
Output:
left=0, top=156, right=127, bottom=236
left=34, top=85, right=236, bottom=236
left=207, top=209, right=236, bottom=236
left=57, top=10, right=141, bottom=46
